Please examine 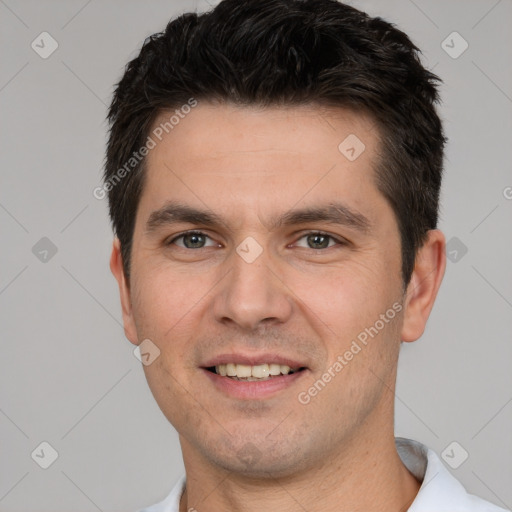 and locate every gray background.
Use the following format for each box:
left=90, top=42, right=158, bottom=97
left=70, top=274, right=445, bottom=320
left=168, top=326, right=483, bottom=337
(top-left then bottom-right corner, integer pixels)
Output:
left=1, top=0, right=511, bottom=510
